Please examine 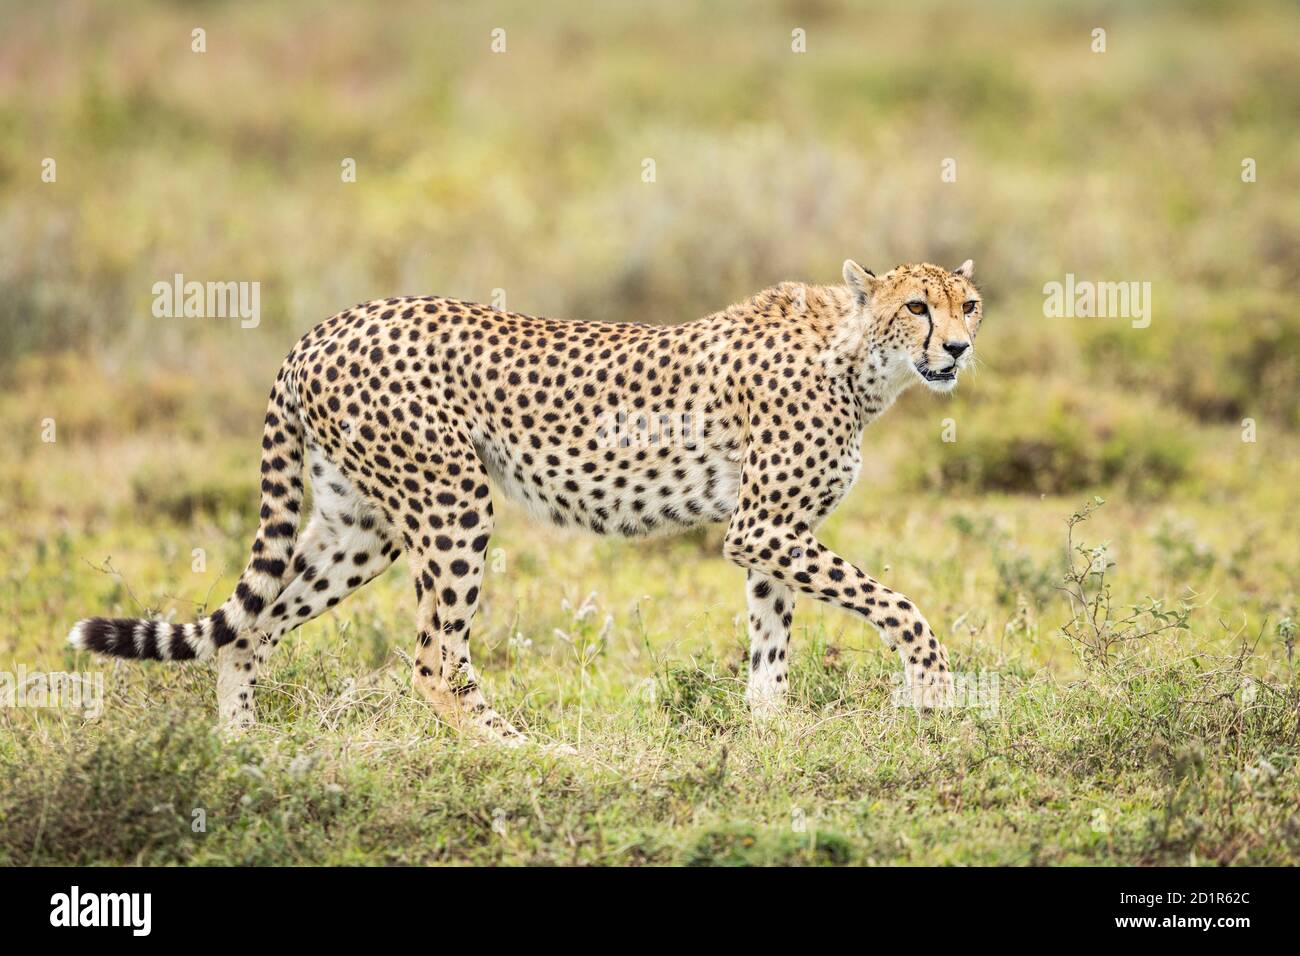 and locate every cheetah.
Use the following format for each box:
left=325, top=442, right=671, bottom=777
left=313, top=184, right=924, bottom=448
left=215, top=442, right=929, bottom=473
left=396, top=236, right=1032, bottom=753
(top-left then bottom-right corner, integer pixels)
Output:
left=69, top=258, right=984, bottom=743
